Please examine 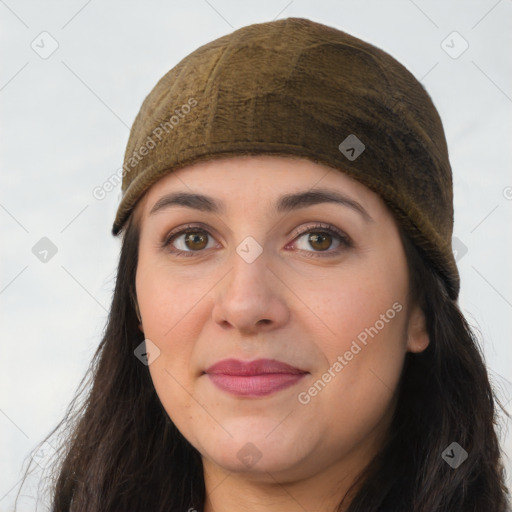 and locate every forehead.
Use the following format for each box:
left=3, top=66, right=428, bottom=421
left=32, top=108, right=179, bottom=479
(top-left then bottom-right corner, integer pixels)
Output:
left=135, top=154, right=388, bottom=221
